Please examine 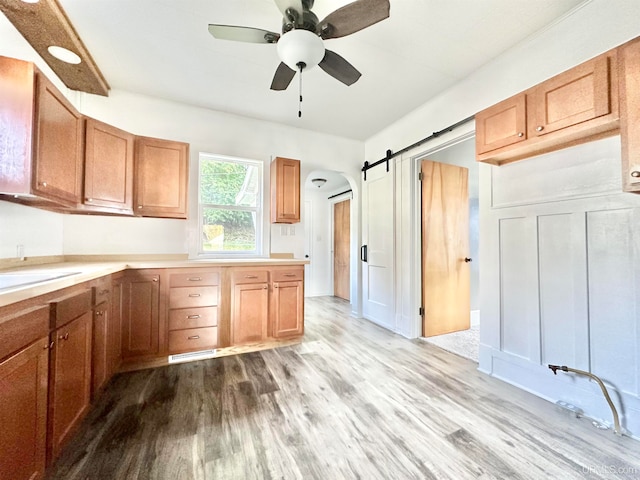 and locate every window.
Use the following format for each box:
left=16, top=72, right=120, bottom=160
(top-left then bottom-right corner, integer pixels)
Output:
left=198, top=154, right=264, bottom=256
